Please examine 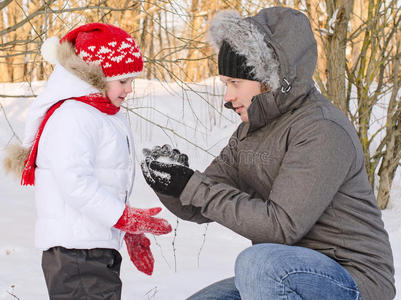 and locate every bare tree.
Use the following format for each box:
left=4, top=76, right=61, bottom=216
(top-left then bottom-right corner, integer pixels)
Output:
left=0, top=0, right=399, bottom=208
left=346, top=0, right=401, bottom=208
